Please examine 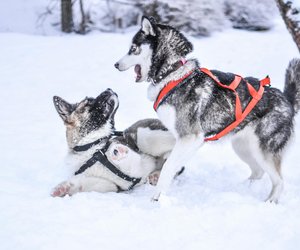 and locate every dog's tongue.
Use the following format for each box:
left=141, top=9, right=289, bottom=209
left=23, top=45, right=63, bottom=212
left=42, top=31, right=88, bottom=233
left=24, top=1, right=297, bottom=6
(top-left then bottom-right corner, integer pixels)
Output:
left=134, top=65, right=142, bottom=82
